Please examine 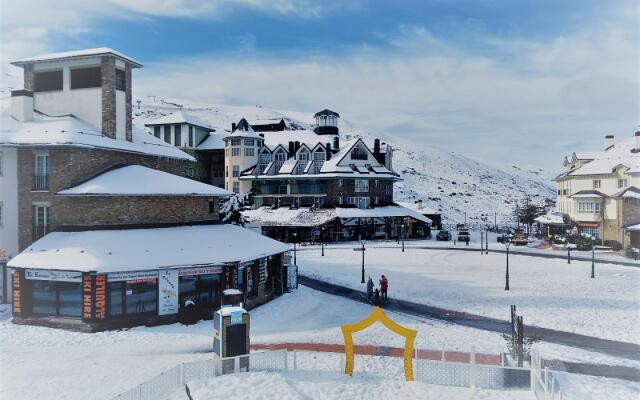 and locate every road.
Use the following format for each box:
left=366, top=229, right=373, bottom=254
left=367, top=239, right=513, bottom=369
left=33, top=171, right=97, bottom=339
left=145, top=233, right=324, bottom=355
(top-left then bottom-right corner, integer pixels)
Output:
left=299, top=275, right=640, bottom=381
